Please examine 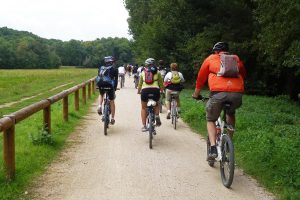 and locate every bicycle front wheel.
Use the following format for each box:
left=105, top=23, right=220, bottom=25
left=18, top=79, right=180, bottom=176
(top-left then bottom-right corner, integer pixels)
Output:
left=220, top=134, right=235, bottom=188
